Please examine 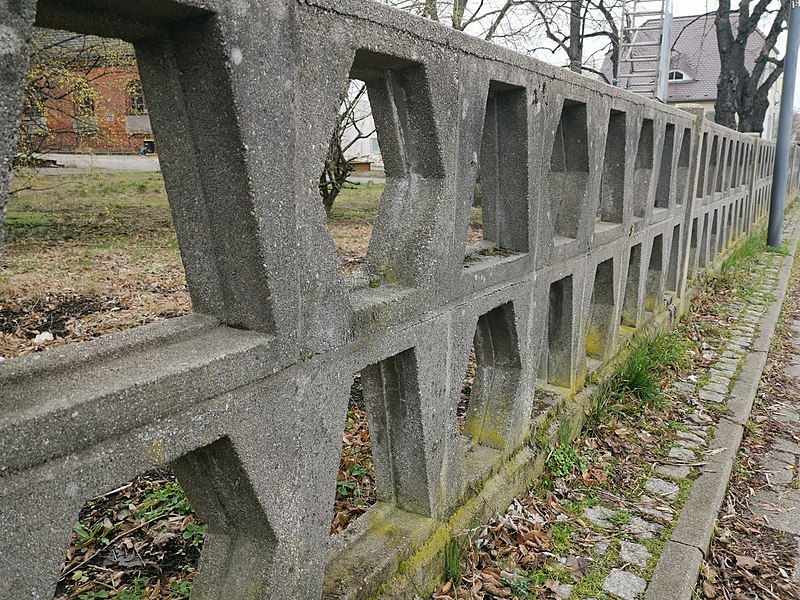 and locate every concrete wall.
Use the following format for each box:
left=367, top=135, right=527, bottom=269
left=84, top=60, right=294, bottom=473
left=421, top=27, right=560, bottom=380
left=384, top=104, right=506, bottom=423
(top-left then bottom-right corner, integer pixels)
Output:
left=0, top=1, right=796, bottom=598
